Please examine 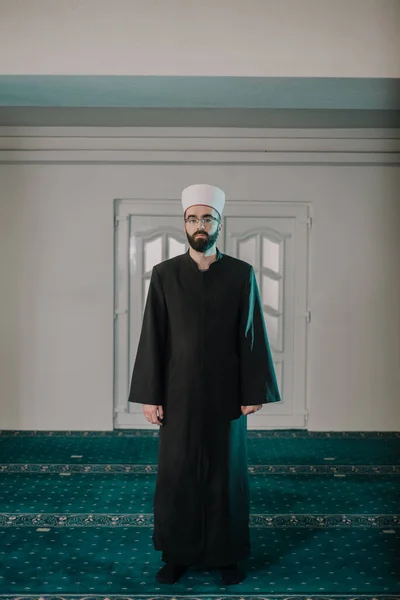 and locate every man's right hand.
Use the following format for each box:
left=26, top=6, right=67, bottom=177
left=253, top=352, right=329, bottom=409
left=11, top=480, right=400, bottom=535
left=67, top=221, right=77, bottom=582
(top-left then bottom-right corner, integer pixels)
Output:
left=143, top=404, right=164, bottom=426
